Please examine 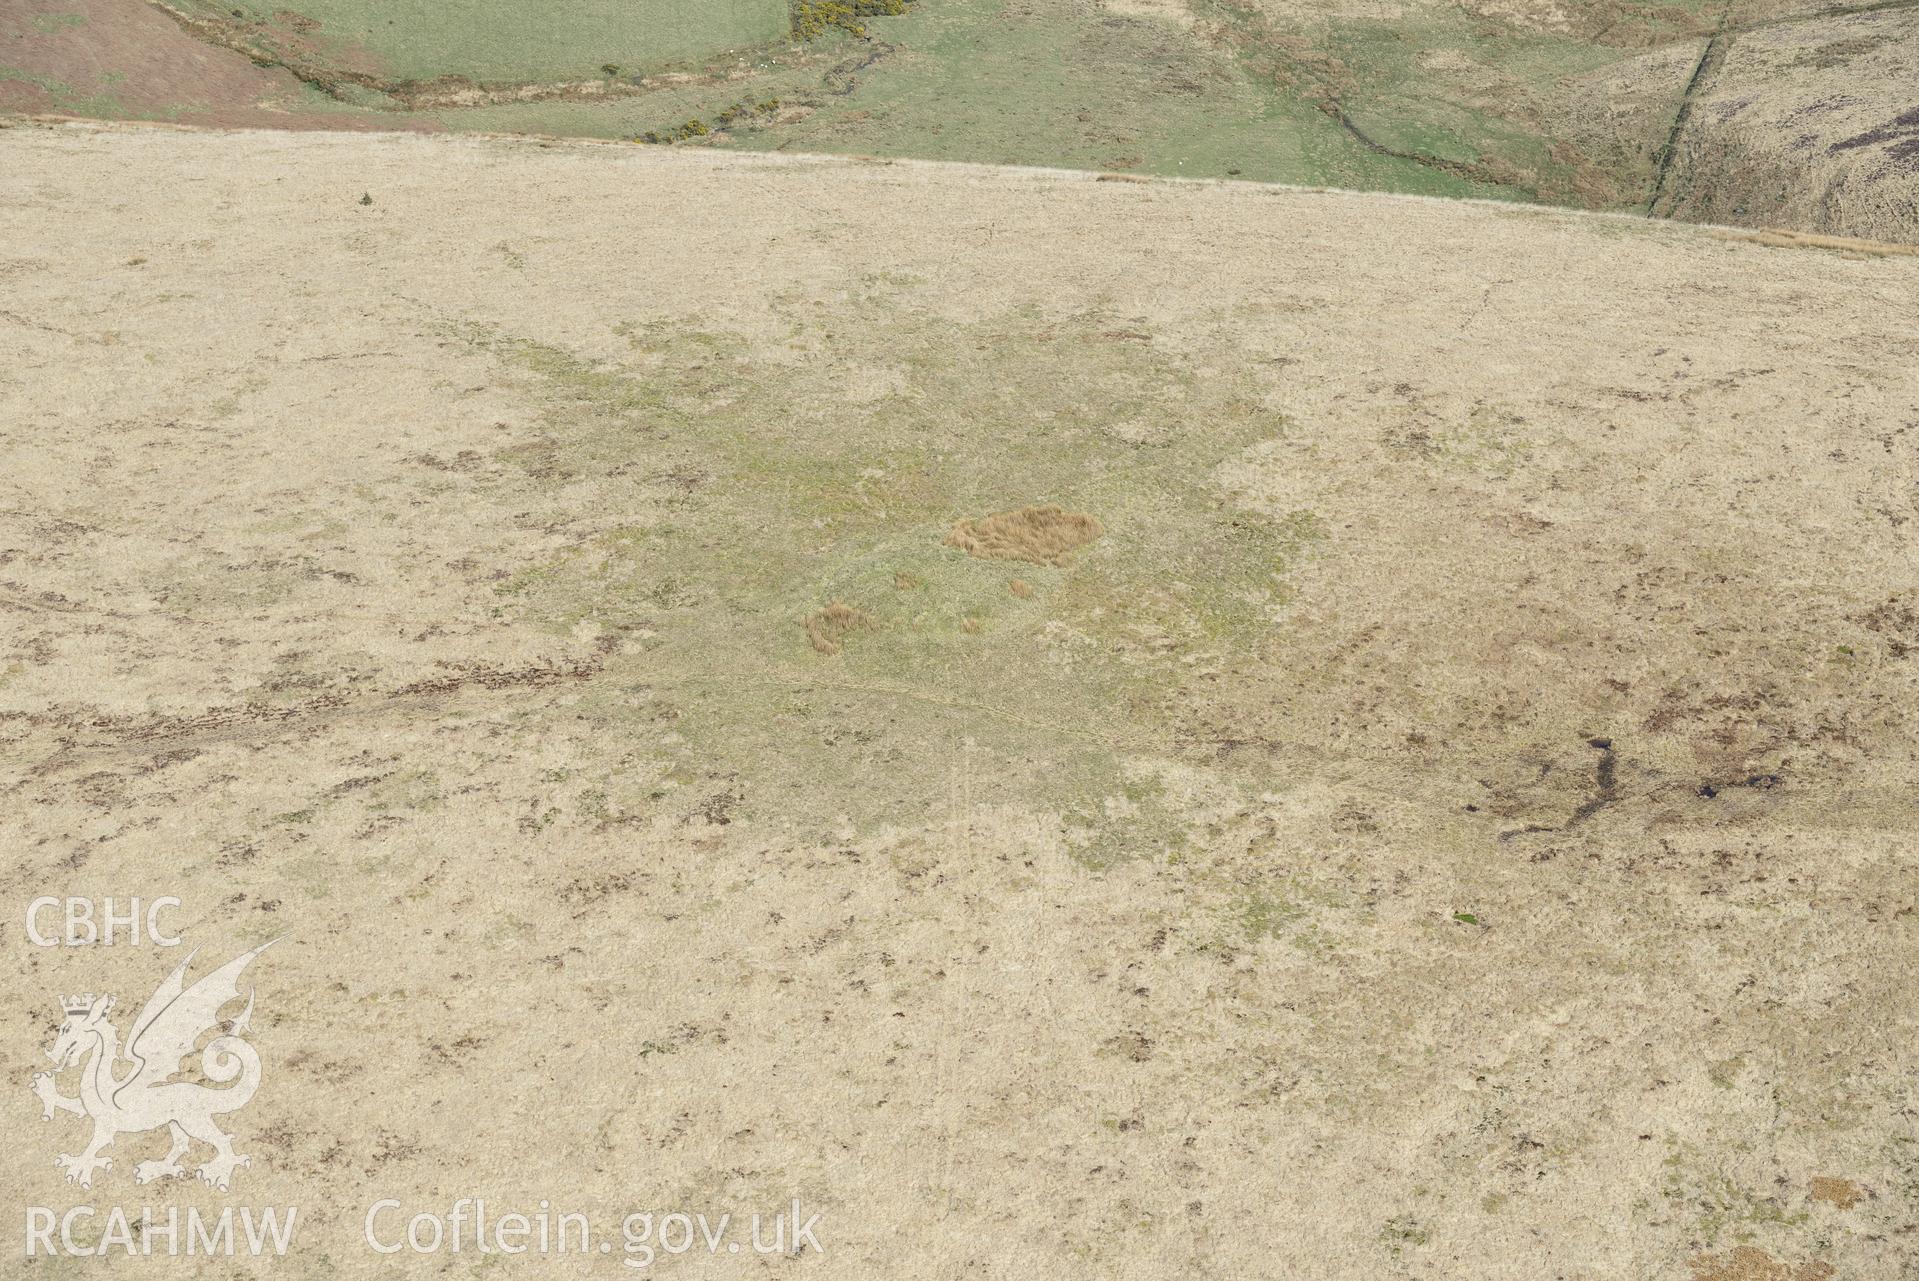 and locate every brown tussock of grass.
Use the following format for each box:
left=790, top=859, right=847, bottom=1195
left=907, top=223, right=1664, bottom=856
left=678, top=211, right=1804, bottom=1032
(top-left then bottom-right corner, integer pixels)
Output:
left=1808, top=1176, right=1864, bottom=1209
left=1687, top=1246, right=1834, bottom=1281
left=944, top=504, right=1104, bottom=567
left=1008, top=578, right=1033, bottom=598
left=804, top=600, right=875, bottom=655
